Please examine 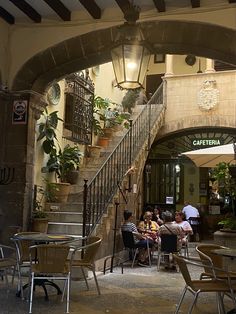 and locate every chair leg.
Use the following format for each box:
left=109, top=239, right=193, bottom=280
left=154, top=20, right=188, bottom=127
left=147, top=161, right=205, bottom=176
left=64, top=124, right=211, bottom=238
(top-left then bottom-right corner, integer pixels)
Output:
left=81, top=267, right=89, bottom=291
left=132, top=249, right=139, bottom=268
left=66, top=274, right=70, bottom=314
left=188, top=292, right=199, bottom=314
left=91, top=266, right=101, bottom=295
left=174, top=286, right=187, bottom=314
left=29, top=274, right=34, bottom=314
left=157, top=252, right=162, bottom=271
